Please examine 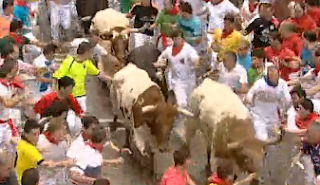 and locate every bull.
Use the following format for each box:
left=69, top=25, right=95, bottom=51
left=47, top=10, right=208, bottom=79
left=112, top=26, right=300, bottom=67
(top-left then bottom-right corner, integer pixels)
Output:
left=89, top=8, right=129, bottom=67
left=179, top=79, right=283, bottom=184
left=110, top=63, right=188, bottom=176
